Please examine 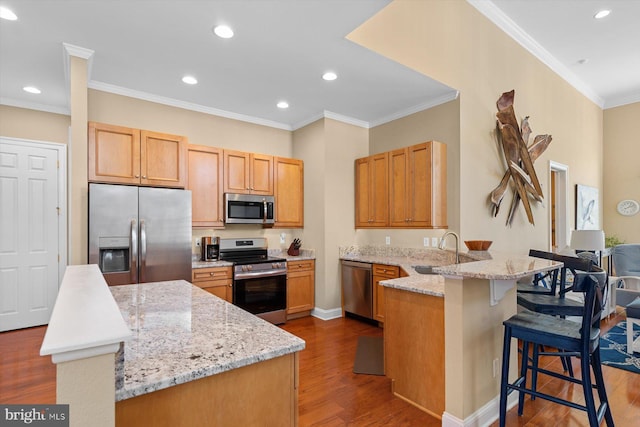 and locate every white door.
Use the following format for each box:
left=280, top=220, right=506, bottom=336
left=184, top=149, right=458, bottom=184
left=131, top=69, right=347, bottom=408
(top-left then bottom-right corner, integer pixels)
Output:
left=0, top=138, right=65, bottom=331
